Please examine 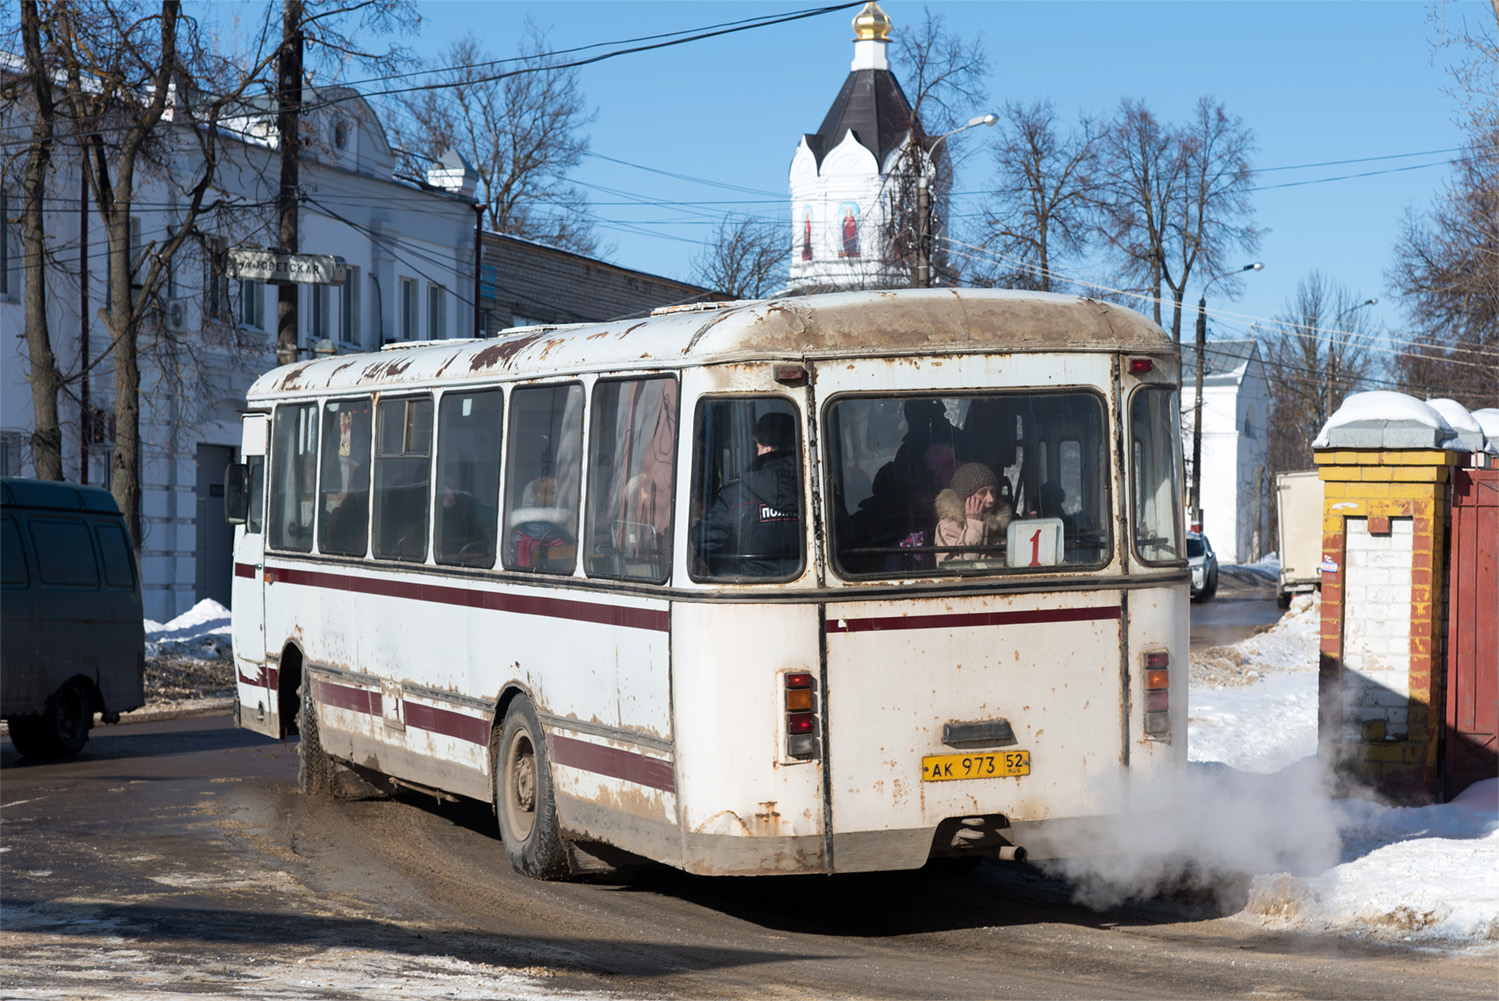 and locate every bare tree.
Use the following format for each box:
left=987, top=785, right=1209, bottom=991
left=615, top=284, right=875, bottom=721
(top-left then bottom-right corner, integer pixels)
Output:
left=977, top=100, right=1100, bottom=292
left=1386, top=5, right=1498, bottom=408
left=394, top=27, right=598, bottom=255
left=1264, top=272, right=1381, bottom=473
left=14, top=1, right=64, bottom=479
left=691, top=216, right=788, bottom=300
left=11, top=0, right=411, bottom=542
left=1096, top=98, right=1260, bottom=340
left=884, top=8, right=988, bottom=286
